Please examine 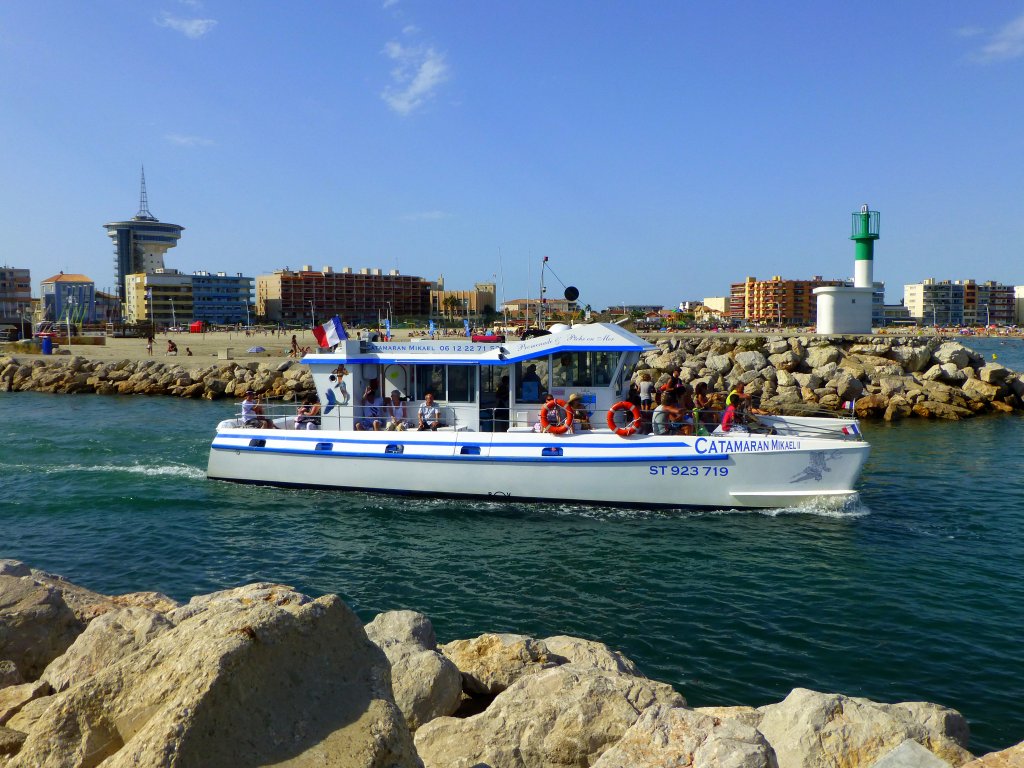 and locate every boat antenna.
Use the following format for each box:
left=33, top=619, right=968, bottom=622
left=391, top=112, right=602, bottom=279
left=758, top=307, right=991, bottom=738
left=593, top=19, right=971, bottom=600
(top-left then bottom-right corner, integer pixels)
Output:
left=498, top=247, right=508, bottom=329
left=538, top=256, right=548, bottom=328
